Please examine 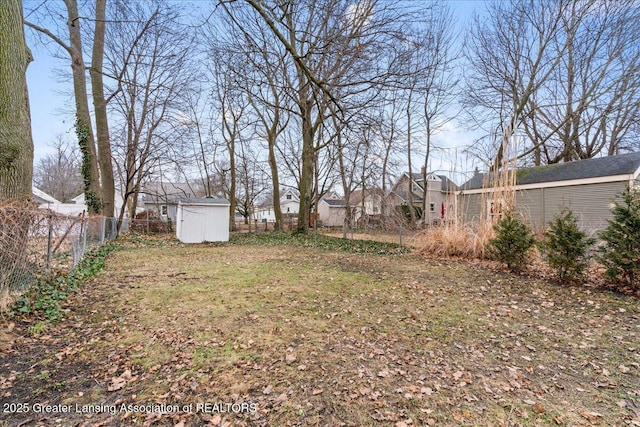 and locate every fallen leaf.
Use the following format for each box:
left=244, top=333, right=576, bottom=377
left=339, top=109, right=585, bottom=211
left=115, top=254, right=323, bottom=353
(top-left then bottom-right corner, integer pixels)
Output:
left=107, top=369, right=132, bottom=392
left=312, top=388, right=323, bottom=395
left=421, top=387, right=433, bottom=396
left=285, top=353, right=297, bottom=364
left=579, top=411, right=602, bottom=423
